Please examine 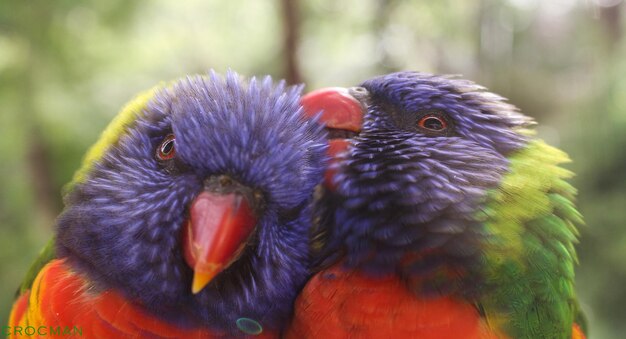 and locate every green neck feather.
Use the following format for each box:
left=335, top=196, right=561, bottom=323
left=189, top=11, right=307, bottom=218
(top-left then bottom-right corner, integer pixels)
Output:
left=480, top=140, right=583, bottom=338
